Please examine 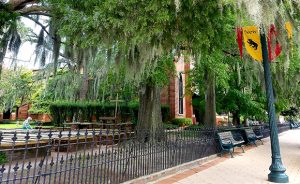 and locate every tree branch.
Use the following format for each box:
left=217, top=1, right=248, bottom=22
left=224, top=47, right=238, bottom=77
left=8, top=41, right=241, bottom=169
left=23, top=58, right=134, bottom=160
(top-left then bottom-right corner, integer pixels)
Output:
left=17, top=5, right=49, bottom=15
left=9, top=0, right=37, bottom=10
left=22, top=15, right=50, bottom=36
left=223, top=50, right=240, bottom=57
left=23, top=12, right=51, bottom=17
